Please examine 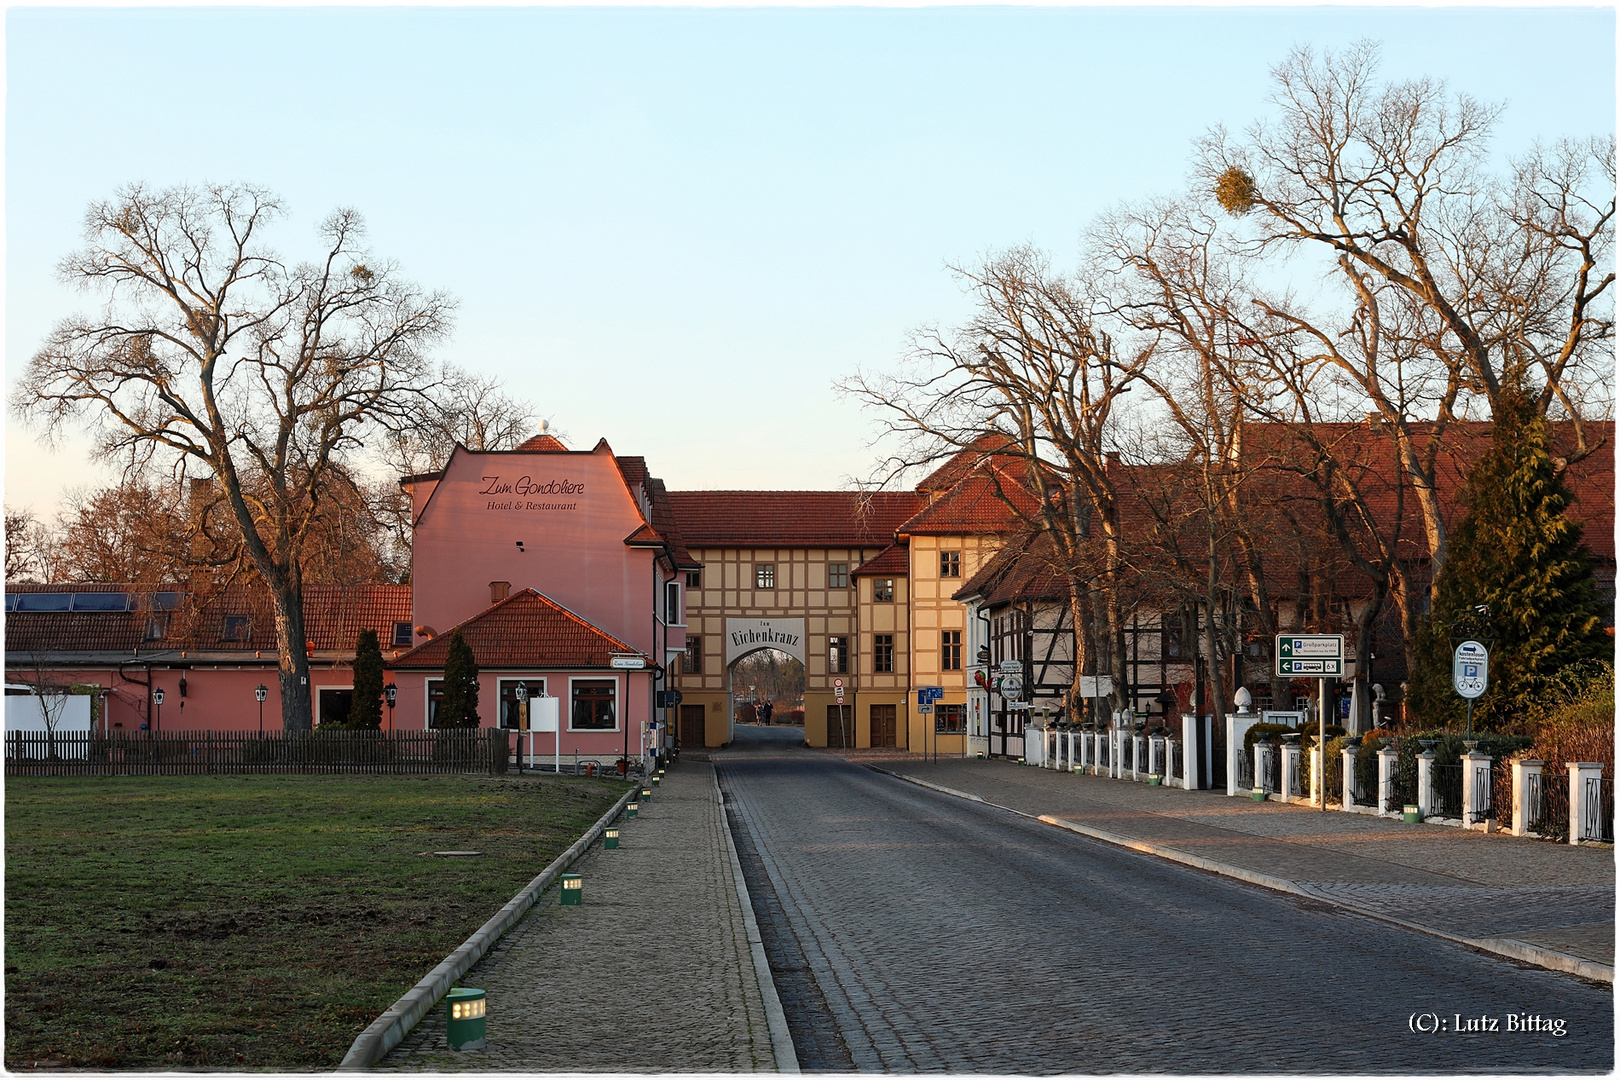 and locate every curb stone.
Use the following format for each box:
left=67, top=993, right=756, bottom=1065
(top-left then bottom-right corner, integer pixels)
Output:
left=716, top=778, right=800, bottom=1073
left=868, top=764, right=1615, bottom=986
left=338, top=782, right=639, bottom=1070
